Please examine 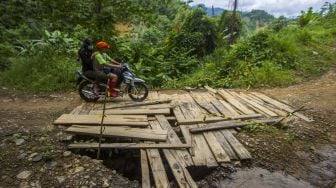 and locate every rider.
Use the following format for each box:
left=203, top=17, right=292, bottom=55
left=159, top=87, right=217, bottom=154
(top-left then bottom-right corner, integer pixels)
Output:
left=92, top=41, right=122, bottom=97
